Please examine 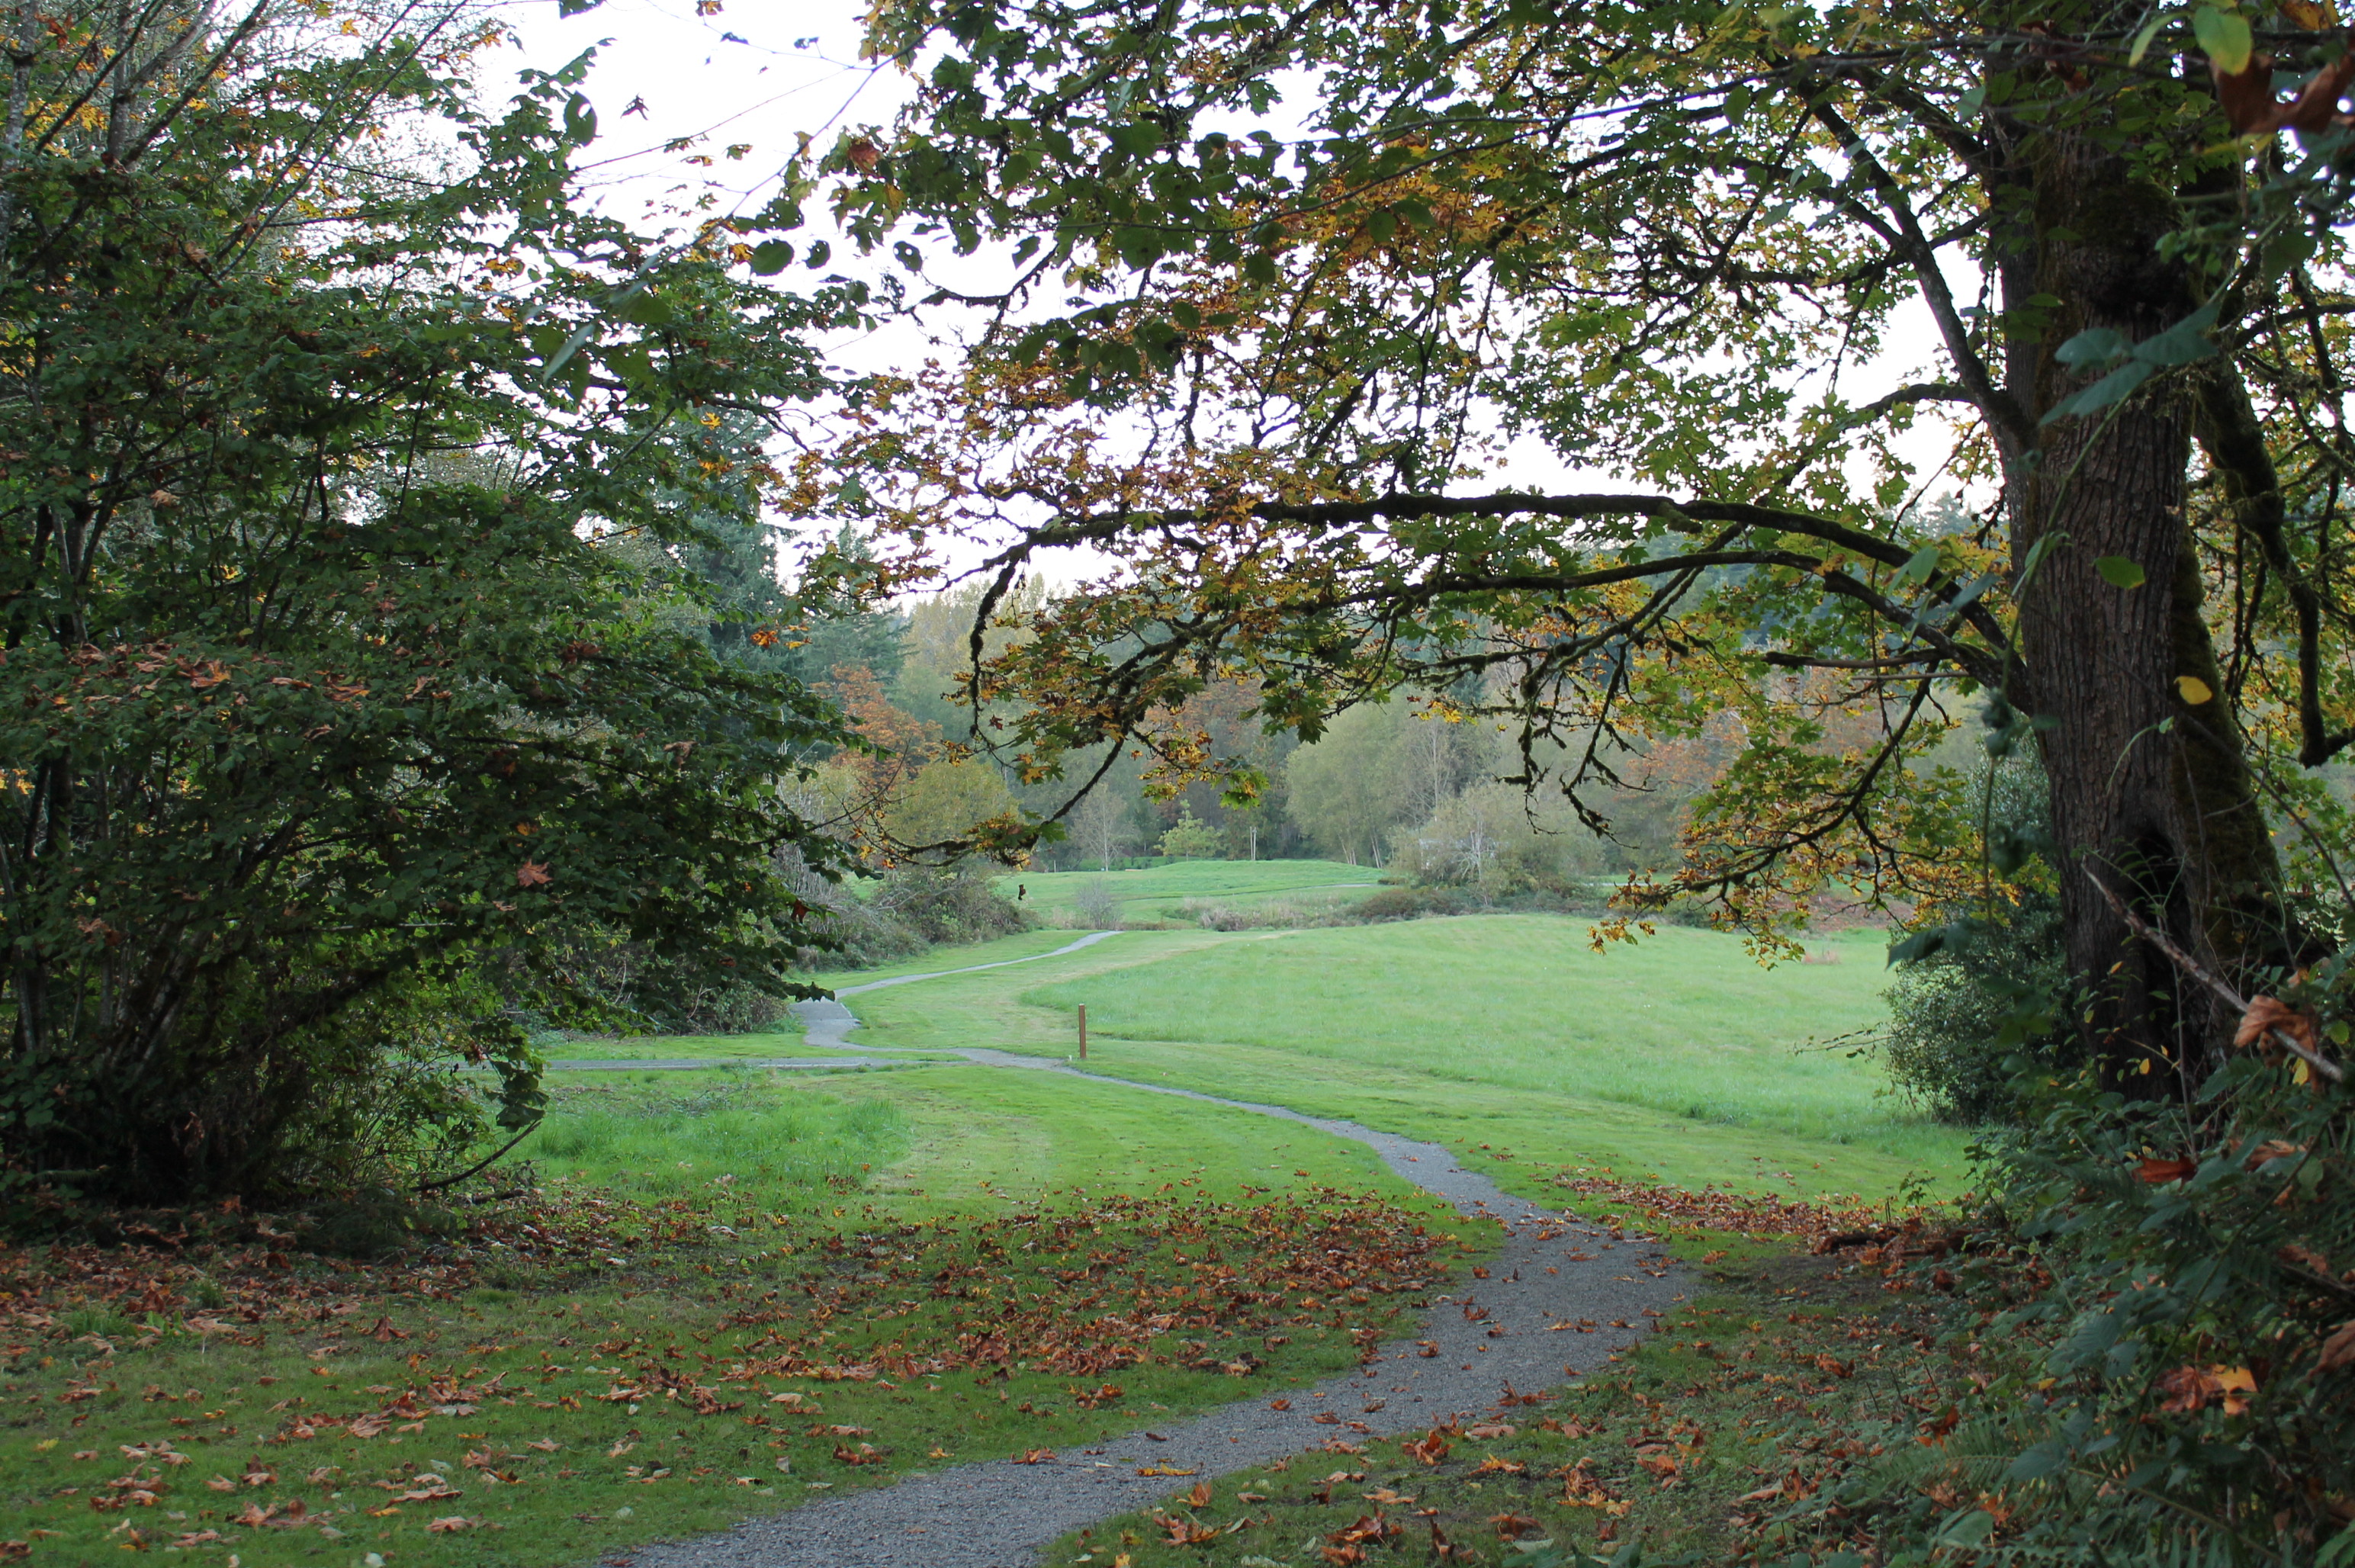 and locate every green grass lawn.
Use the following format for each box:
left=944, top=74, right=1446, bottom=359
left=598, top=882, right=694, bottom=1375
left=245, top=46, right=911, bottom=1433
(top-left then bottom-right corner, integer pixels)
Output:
left=808, top=917, right=1965, bottom=1202
left=539, top=932, right=1107, bottom=1060
left=0, top=912, right=1972, bottom=1565
left=998, top=858, right=1383, bottom=926
left=1020, top=920, right=1904, bottom=1150
left=0, top=1068, right=1478, bottom=1566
